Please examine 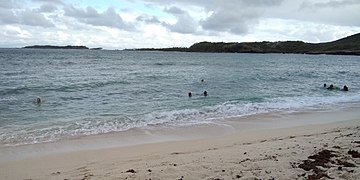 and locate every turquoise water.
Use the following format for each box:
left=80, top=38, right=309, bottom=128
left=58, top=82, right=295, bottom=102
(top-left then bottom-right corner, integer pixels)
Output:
left=1, top=49, right=360, bottom=146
